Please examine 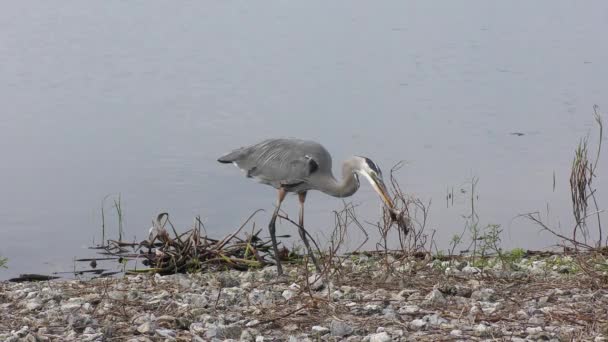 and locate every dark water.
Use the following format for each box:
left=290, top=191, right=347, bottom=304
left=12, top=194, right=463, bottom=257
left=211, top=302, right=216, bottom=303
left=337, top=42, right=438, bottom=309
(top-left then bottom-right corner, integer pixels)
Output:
left=1, top=1, right=607, bottom=279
